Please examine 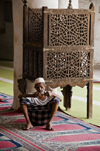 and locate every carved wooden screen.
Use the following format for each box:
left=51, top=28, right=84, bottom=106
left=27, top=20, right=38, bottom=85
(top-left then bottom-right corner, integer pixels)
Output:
left=48, top=10, right=89, bottom=46
left=22, top=2, right=94, bottom=119
left=23, top=8, right=43, bottom=80
left=43, top=8, right=94, bottom=87
left=43, top=48, right=93, bottom=87
left=23, top=45, right=43, bottom=80
left=23, top=5, right=94, bottom=87
left=28, top=8, right=42, bottom=43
